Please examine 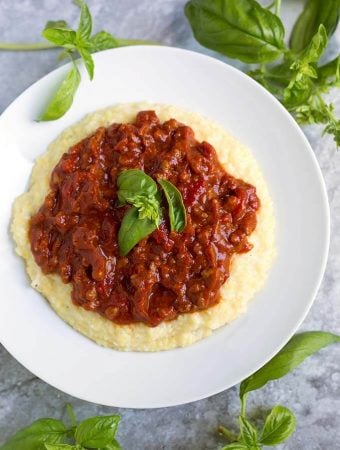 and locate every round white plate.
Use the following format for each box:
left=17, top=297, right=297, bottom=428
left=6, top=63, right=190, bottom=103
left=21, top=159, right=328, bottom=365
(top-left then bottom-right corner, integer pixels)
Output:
left=0, top=46, right=329, bottom=408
